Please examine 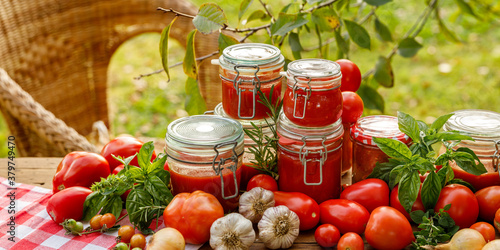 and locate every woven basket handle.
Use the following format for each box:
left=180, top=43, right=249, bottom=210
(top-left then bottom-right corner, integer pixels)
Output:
left=0, top=68, right=97, bottom=154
